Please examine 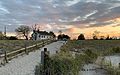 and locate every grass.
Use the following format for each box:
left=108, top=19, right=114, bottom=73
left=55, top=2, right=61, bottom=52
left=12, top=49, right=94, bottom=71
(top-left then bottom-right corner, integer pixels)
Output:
left=72, top=40, right=120, bottom=51
left=35, top=40, right=98, bottom=75
left=35, top=40, right=120, bottom=75
left=70, top=40, right=120, bottom=75
left=0, top=40, right=44, bottom=54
